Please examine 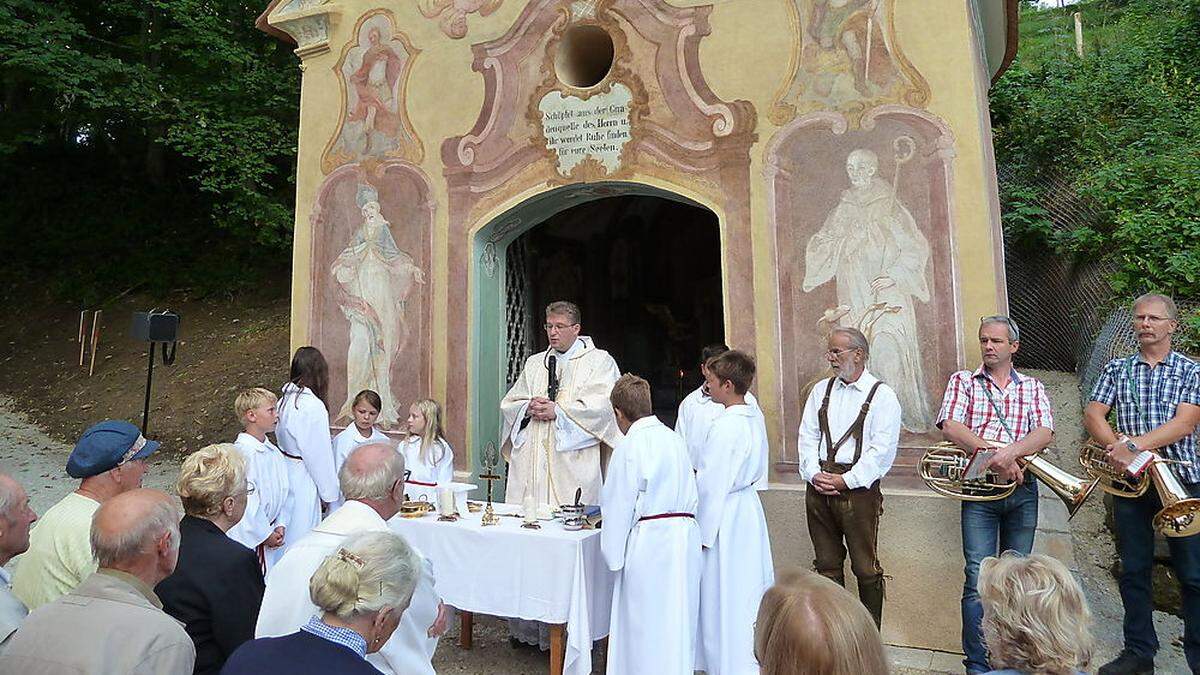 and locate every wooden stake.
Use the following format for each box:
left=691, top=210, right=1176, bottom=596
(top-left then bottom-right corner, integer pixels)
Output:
left=78, top=310, right=87, bottom=366
left=88, top=310, right=101, bottom=377
left=1074, top=12, right=1084, bottom=58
